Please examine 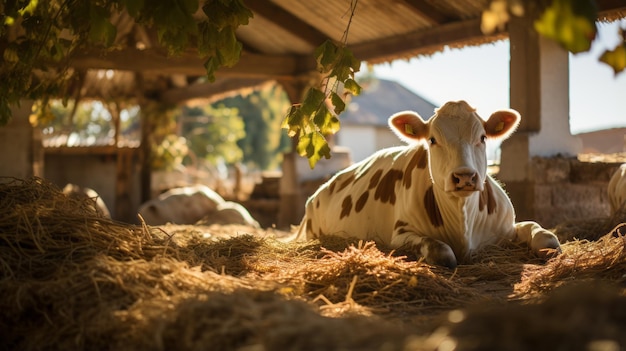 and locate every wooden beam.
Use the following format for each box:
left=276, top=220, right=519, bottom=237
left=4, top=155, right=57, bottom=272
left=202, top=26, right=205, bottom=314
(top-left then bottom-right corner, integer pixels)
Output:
left=596, top=0, right=626, bottom=12
left=244, top=0, right=328, bottom=47
left=352, top=18, right=499, bottom=62
left=160, top=78, right=269, bottom=104
left=69, top=49, right=312, bottom=78
left=401, top=0, right=453, bottom=25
